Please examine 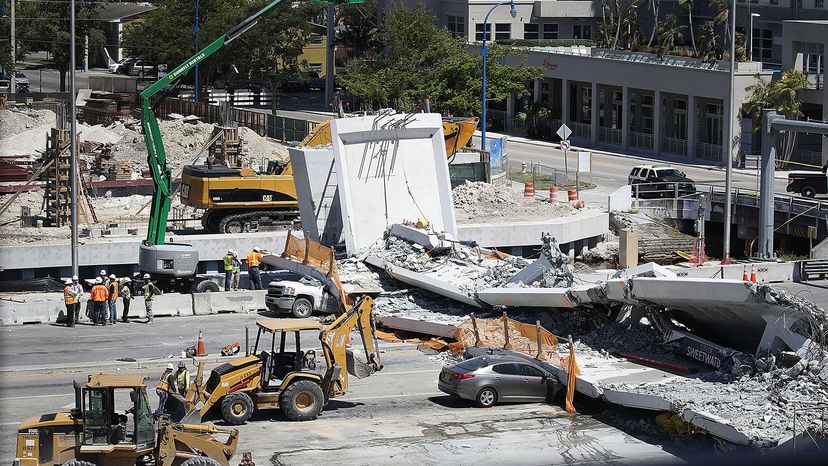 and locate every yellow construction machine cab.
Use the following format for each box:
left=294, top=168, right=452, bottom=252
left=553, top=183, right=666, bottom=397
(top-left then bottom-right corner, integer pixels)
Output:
left=251, top=318, right=325, bottom=388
